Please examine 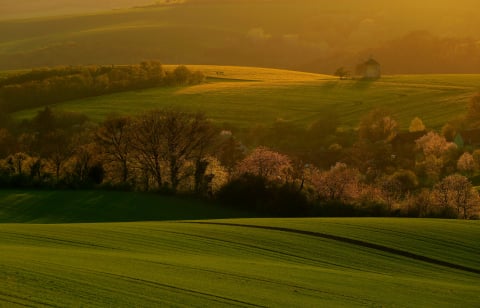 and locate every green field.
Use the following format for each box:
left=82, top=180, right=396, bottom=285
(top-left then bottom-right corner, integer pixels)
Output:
left=0, top=214, right=479, bottom=306
left=12, top=66, right=480, bottom=129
